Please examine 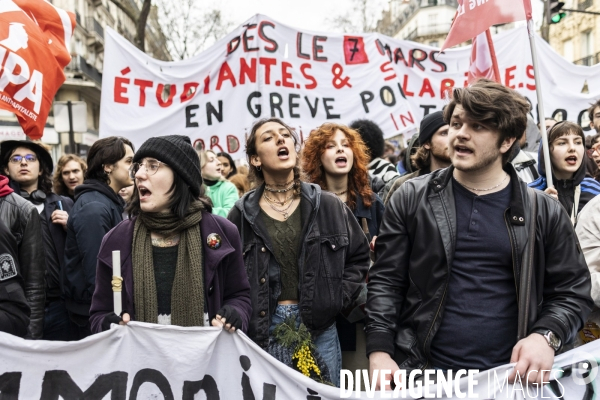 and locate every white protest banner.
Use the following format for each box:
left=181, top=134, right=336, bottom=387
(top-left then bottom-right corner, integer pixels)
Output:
left=1, top=322, right=600, bottom=399
left=99, top=15, right=600, bottom=155
left=99, top=15, right=417, bottom=154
